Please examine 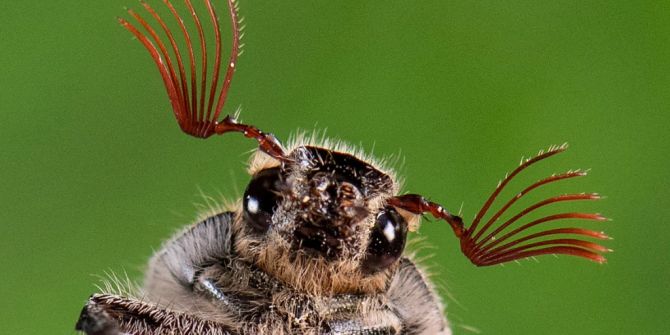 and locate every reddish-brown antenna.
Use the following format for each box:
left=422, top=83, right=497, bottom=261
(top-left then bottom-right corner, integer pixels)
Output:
left=389, top=144, right=610, bottom=266
left=119, top=0, right=286, bottom=161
